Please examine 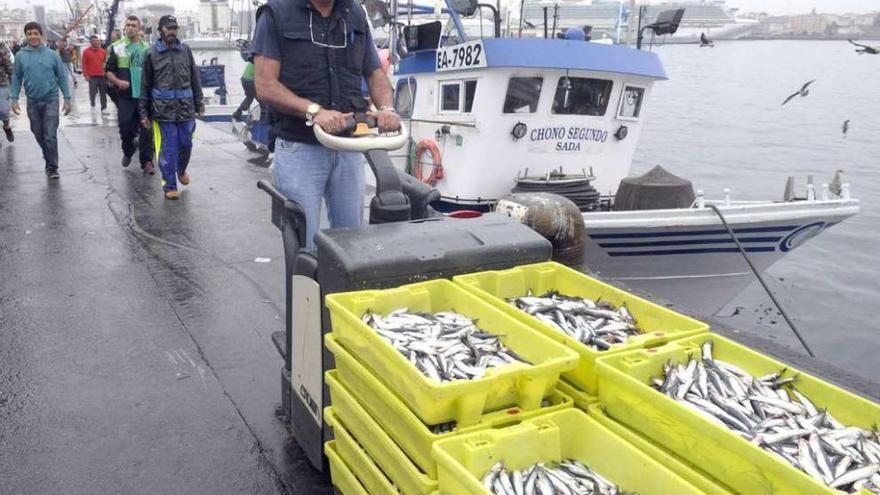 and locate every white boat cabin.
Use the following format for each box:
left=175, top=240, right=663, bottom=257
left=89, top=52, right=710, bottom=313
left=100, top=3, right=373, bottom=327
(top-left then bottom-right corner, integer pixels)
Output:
left=392, top=37, right=667, bottom=209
